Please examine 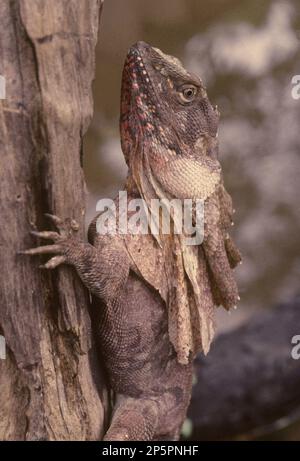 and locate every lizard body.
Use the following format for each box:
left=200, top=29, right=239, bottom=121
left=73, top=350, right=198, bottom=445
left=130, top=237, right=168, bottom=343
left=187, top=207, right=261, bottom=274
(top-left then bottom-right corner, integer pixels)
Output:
left=22, top=42, right=241, bottom=440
